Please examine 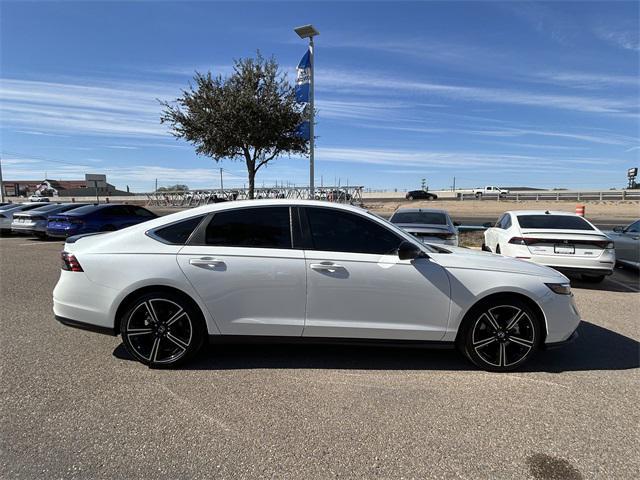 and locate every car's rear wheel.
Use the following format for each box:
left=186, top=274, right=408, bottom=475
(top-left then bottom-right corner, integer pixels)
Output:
left=407, top=195, right=414, bottom=200
left=120, top=292, right=206, bottom=368
left=459, top=298, right=540, bottom=372
left=581, top=274, right=605, bottom=283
